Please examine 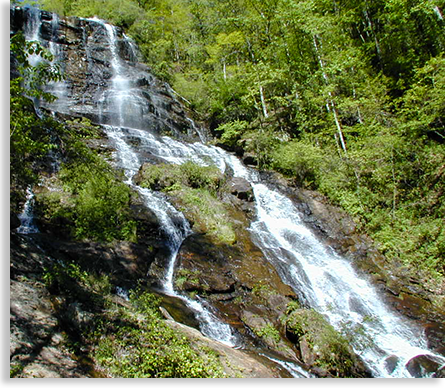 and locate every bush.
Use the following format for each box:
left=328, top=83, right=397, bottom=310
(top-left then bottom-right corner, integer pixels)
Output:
left=272, top=140, right=326, bottom=187
left=138, top=161, right=223, bottom=194
left=92, top=289, right=226, bottom=378
left=72, top=173, right=136, bottom=242
left=37, top=147, right=137, bottom=242
left=215, top=120, right=249, bottom=148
